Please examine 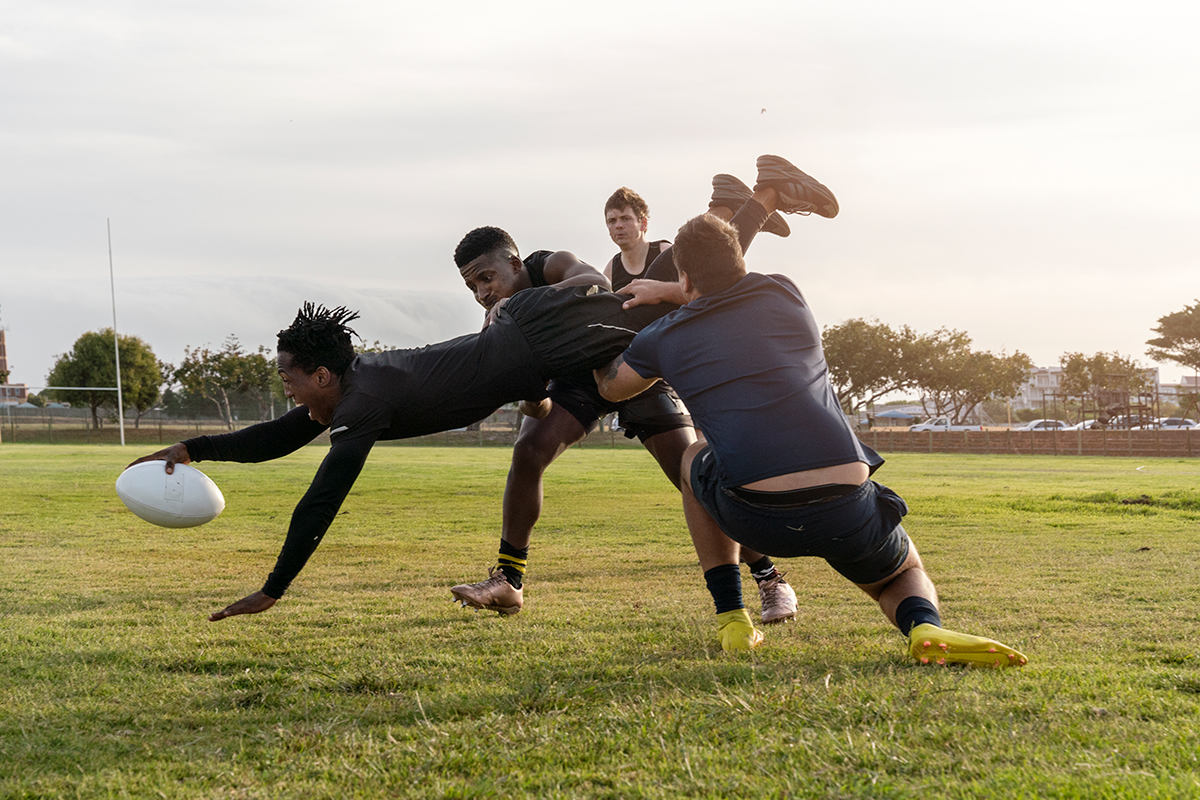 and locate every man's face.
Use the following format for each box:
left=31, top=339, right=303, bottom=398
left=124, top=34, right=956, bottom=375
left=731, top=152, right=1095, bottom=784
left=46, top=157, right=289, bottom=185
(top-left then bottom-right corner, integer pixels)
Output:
left=605, top=206, right=647, bottom=248
left=277, top=351, right=324, bottom=420
left=459, top=252, right=526, bottom=310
